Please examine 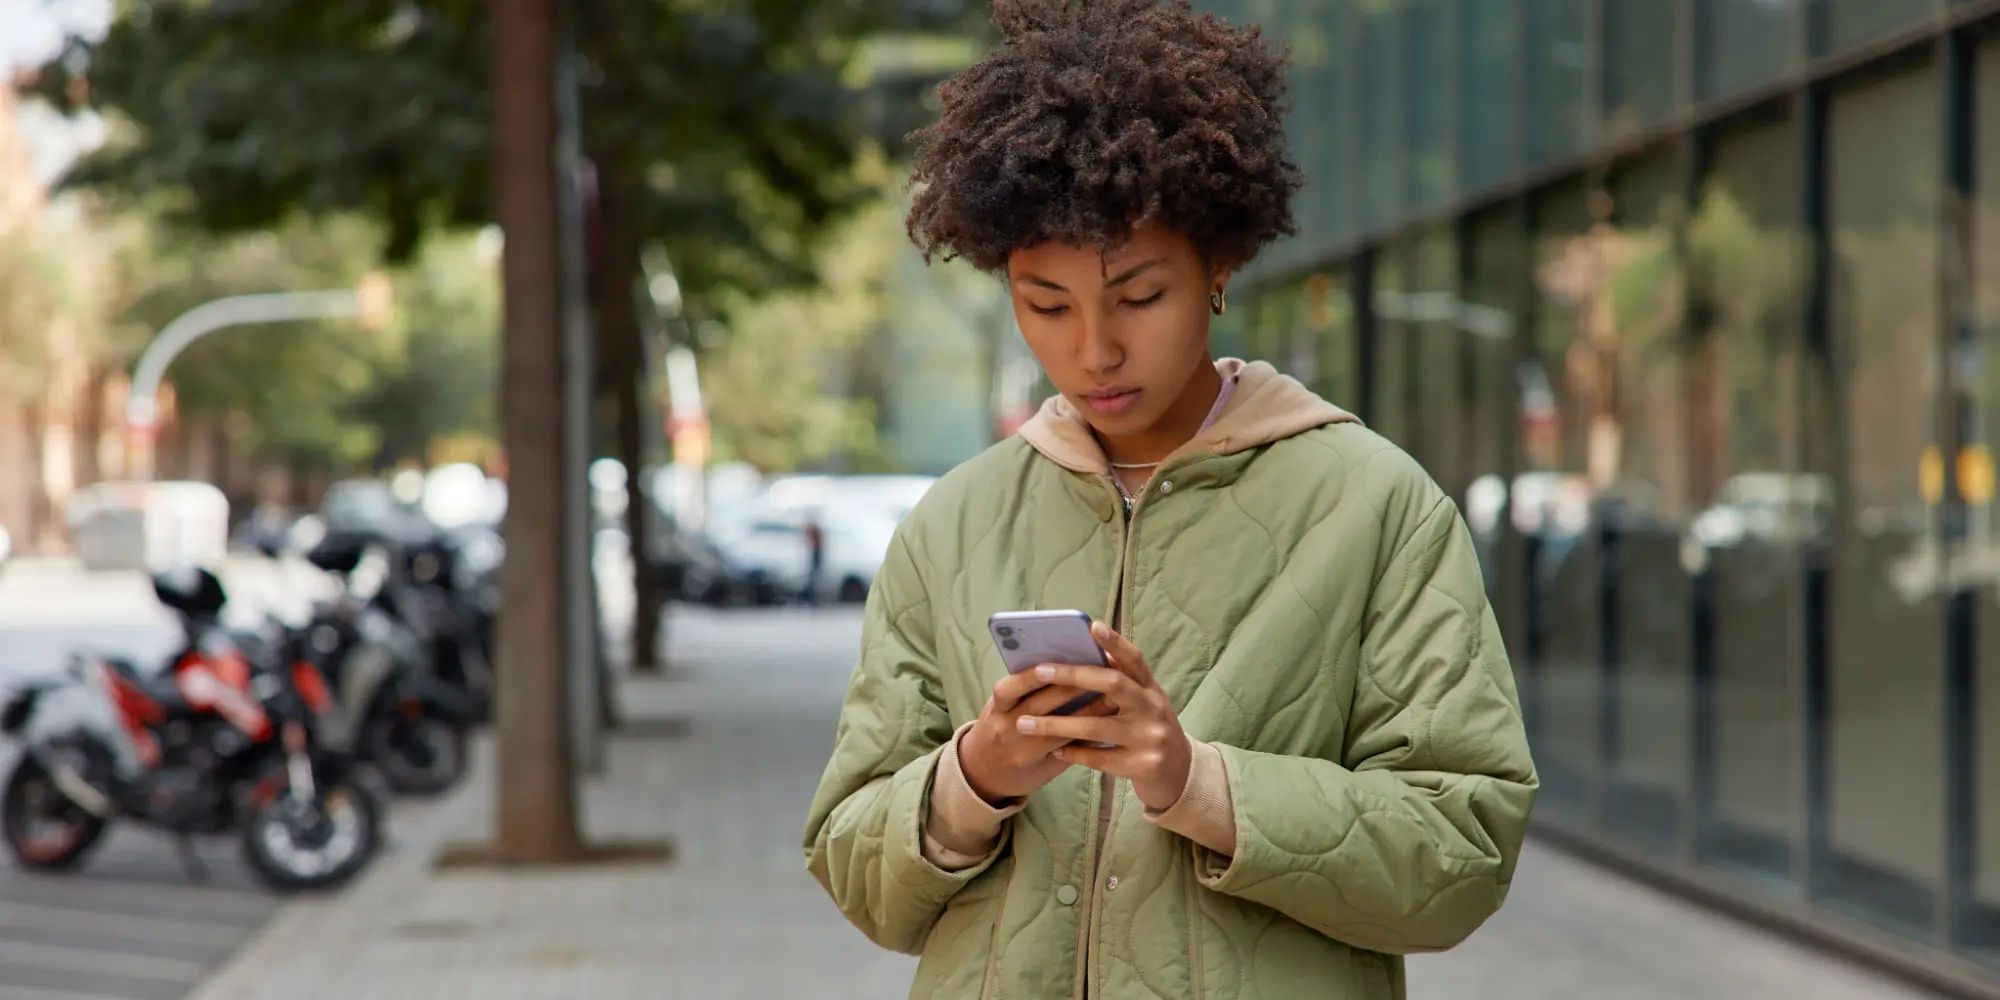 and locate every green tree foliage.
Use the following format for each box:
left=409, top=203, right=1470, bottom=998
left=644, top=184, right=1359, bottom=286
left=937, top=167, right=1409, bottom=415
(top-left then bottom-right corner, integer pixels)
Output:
left=30, top=0, right=982, bottom=301
left=702, top=169, right=908, bottom=474
left=26, top=0, right=991, bottom=480
left=110, top=208, right=497, bottom=468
